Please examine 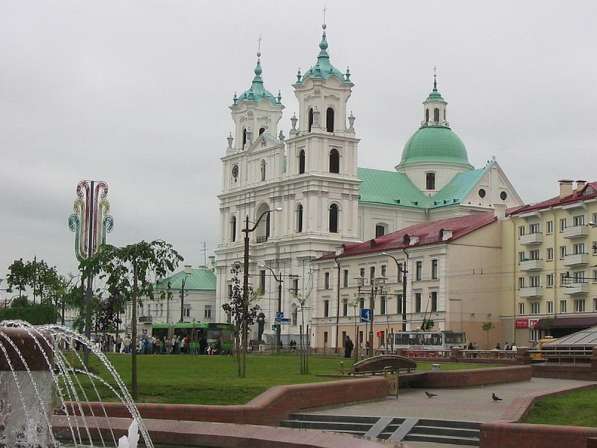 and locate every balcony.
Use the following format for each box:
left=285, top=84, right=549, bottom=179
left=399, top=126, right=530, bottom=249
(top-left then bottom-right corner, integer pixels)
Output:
left=563, top=253, right=589, bottom=267
left=520, top=232, right=544, bottom=245
left=563, top=225, right=589, bottom=239
left=519, top=286, right=544, bottom=298
left=519, top=259, right=544, bottom=271
left=563, top=281, right=589, bottom=295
